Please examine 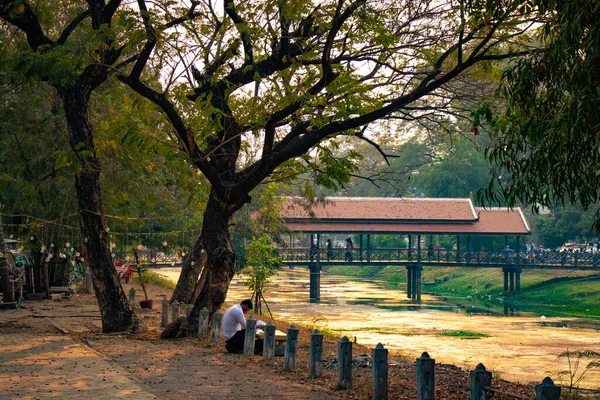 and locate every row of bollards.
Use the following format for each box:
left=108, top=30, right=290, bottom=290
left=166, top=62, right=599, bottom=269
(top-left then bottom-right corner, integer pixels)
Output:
left=157, top=302, right=561, bottom=400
